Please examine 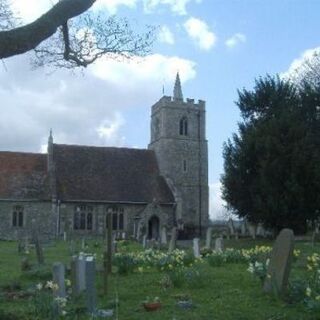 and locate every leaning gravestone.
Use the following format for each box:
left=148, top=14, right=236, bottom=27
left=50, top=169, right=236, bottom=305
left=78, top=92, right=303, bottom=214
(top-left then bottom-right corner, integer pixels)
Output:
left=193, top=238, right=200, bottom=258
left=215, top=237, right=224, bottom=252
left=263, top=228, right=294, bottom=295
left=168, top=227, right=177, bottom=253
left=52, top=262, right=66, bottom=298
left=205, top=227, right=213, bottom=249
left=85, top=256, right=97, bottom=315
